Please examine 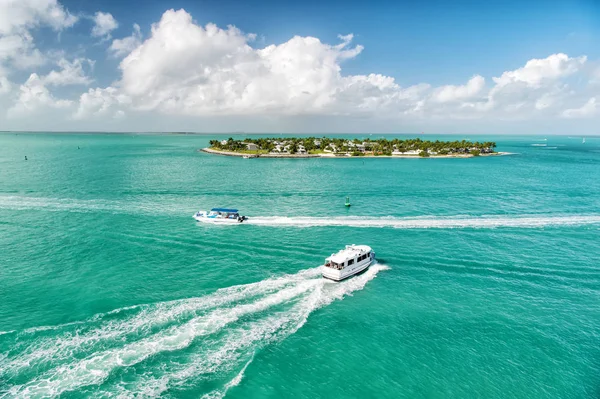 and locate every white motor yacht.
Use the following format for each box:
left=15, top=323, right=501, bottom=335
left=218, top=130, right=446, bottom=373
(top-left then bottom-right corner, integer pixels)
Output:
left=322, top=245, right=375, bottom=281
